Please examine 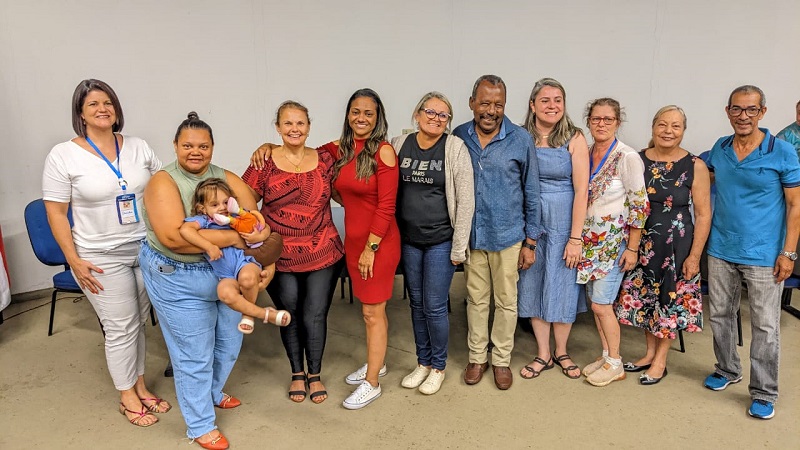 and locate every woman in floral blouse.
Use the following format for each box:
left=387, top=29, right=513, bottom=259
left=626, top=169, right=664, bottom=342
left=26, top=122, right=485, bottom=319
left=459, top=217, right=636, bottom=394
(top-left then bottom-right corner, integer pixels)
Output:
left=616, top=105, right=711, bottom=385
left=577, top=98, right=649, bottom=387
